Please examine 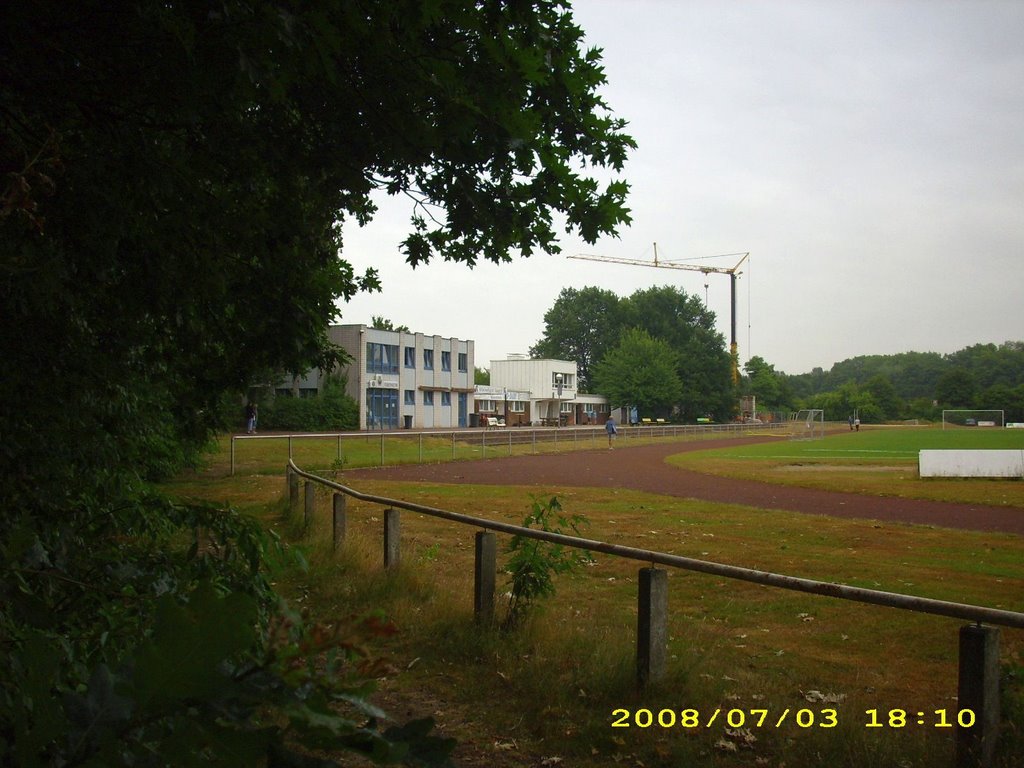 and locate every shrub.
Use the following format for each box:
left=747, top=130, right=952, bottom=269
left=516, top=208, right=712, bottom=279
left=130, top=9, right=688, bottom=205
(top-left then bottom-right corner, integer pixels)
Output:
left=503, top=496, right=593, bottom=629
left=260, top=376, right=358, bottom=432
left=0, top=495, right=454, bottom=766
